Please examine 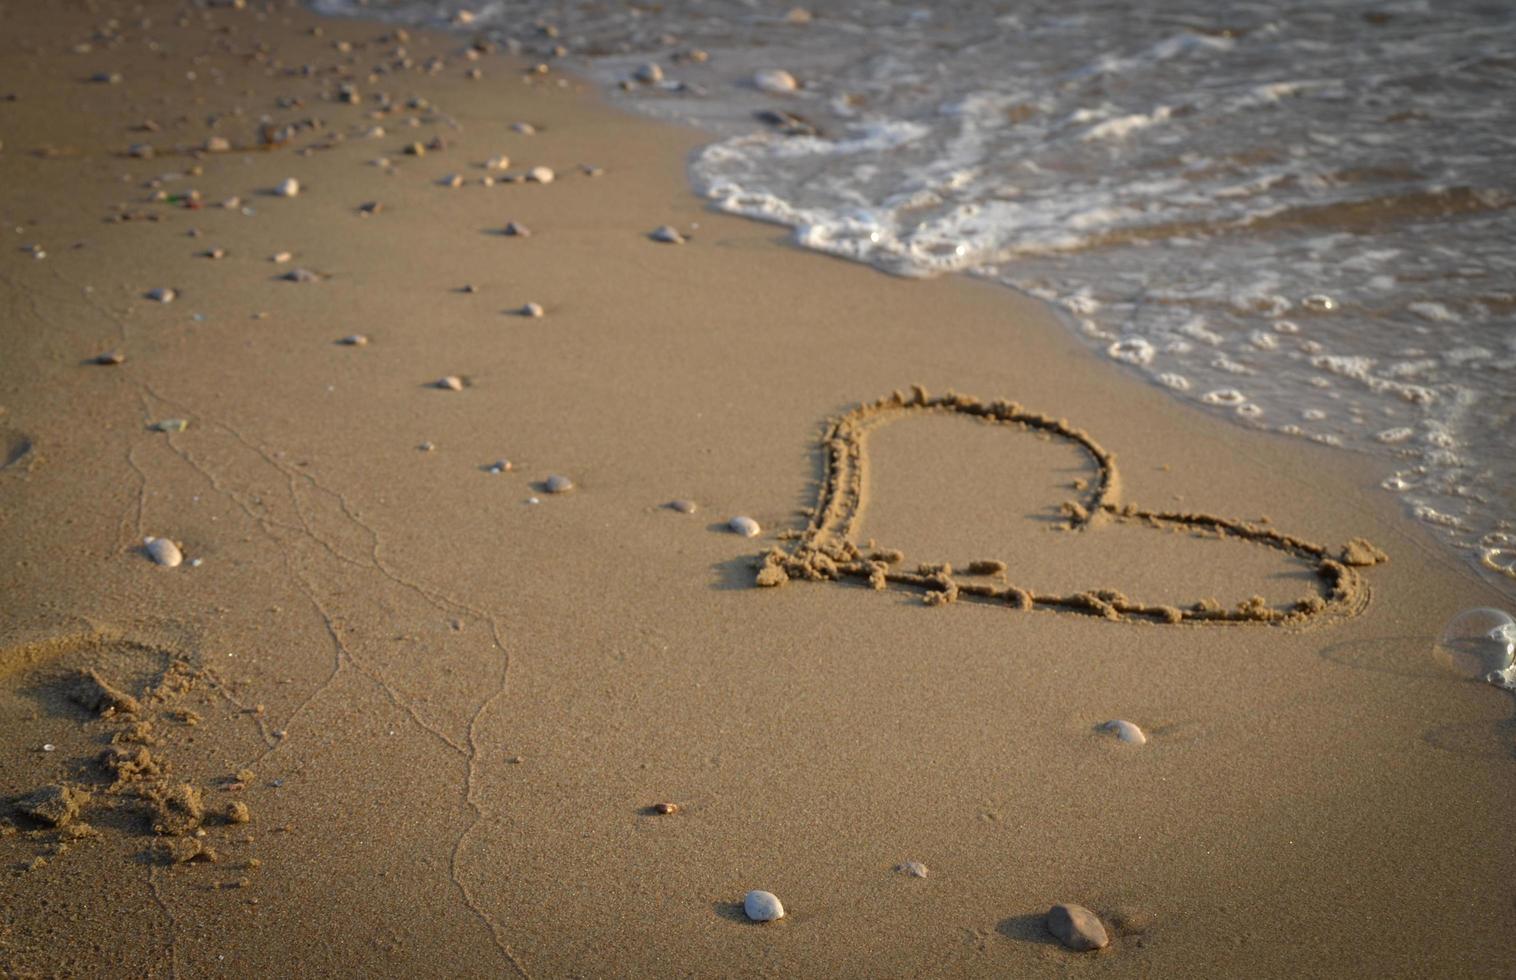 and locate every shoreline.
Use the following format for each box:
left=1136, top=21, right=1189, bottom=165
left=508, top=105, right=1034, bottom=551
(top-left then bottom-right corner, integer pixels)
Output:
left=3, top=2, right=1515, bottom=976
